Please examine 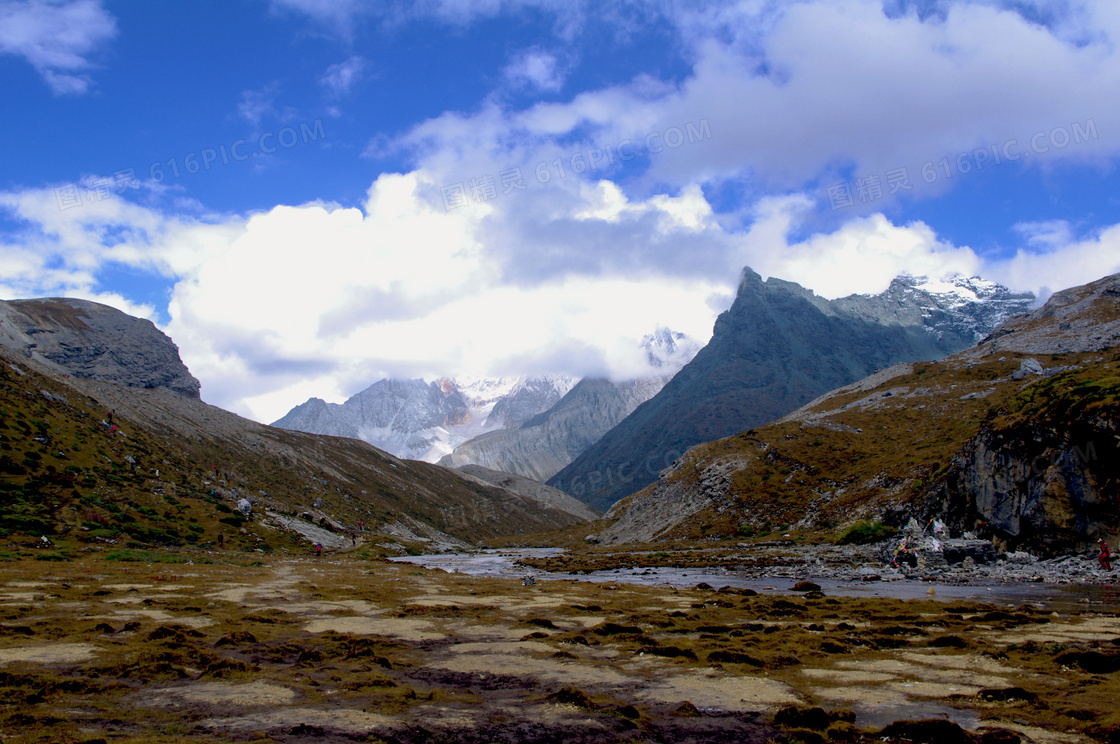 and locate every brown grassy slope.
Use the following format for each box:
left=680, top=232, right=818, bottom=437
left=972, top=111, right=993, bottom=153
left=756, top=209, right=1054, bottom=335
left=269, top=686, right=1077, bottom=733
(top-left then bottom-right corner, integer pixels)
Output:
left=597, top=351, right=1118, bottom=547
left=0, top=347, right=588, bottom=553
